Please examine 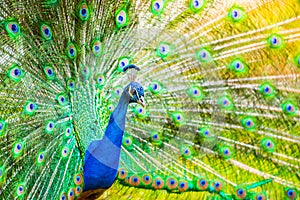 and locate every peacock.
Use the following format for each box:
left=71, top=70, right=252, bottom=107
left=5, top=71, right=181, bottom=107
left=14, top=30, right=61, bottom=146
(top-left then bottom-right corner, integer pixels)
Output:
left=0, top=0, right=300, bottom=199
